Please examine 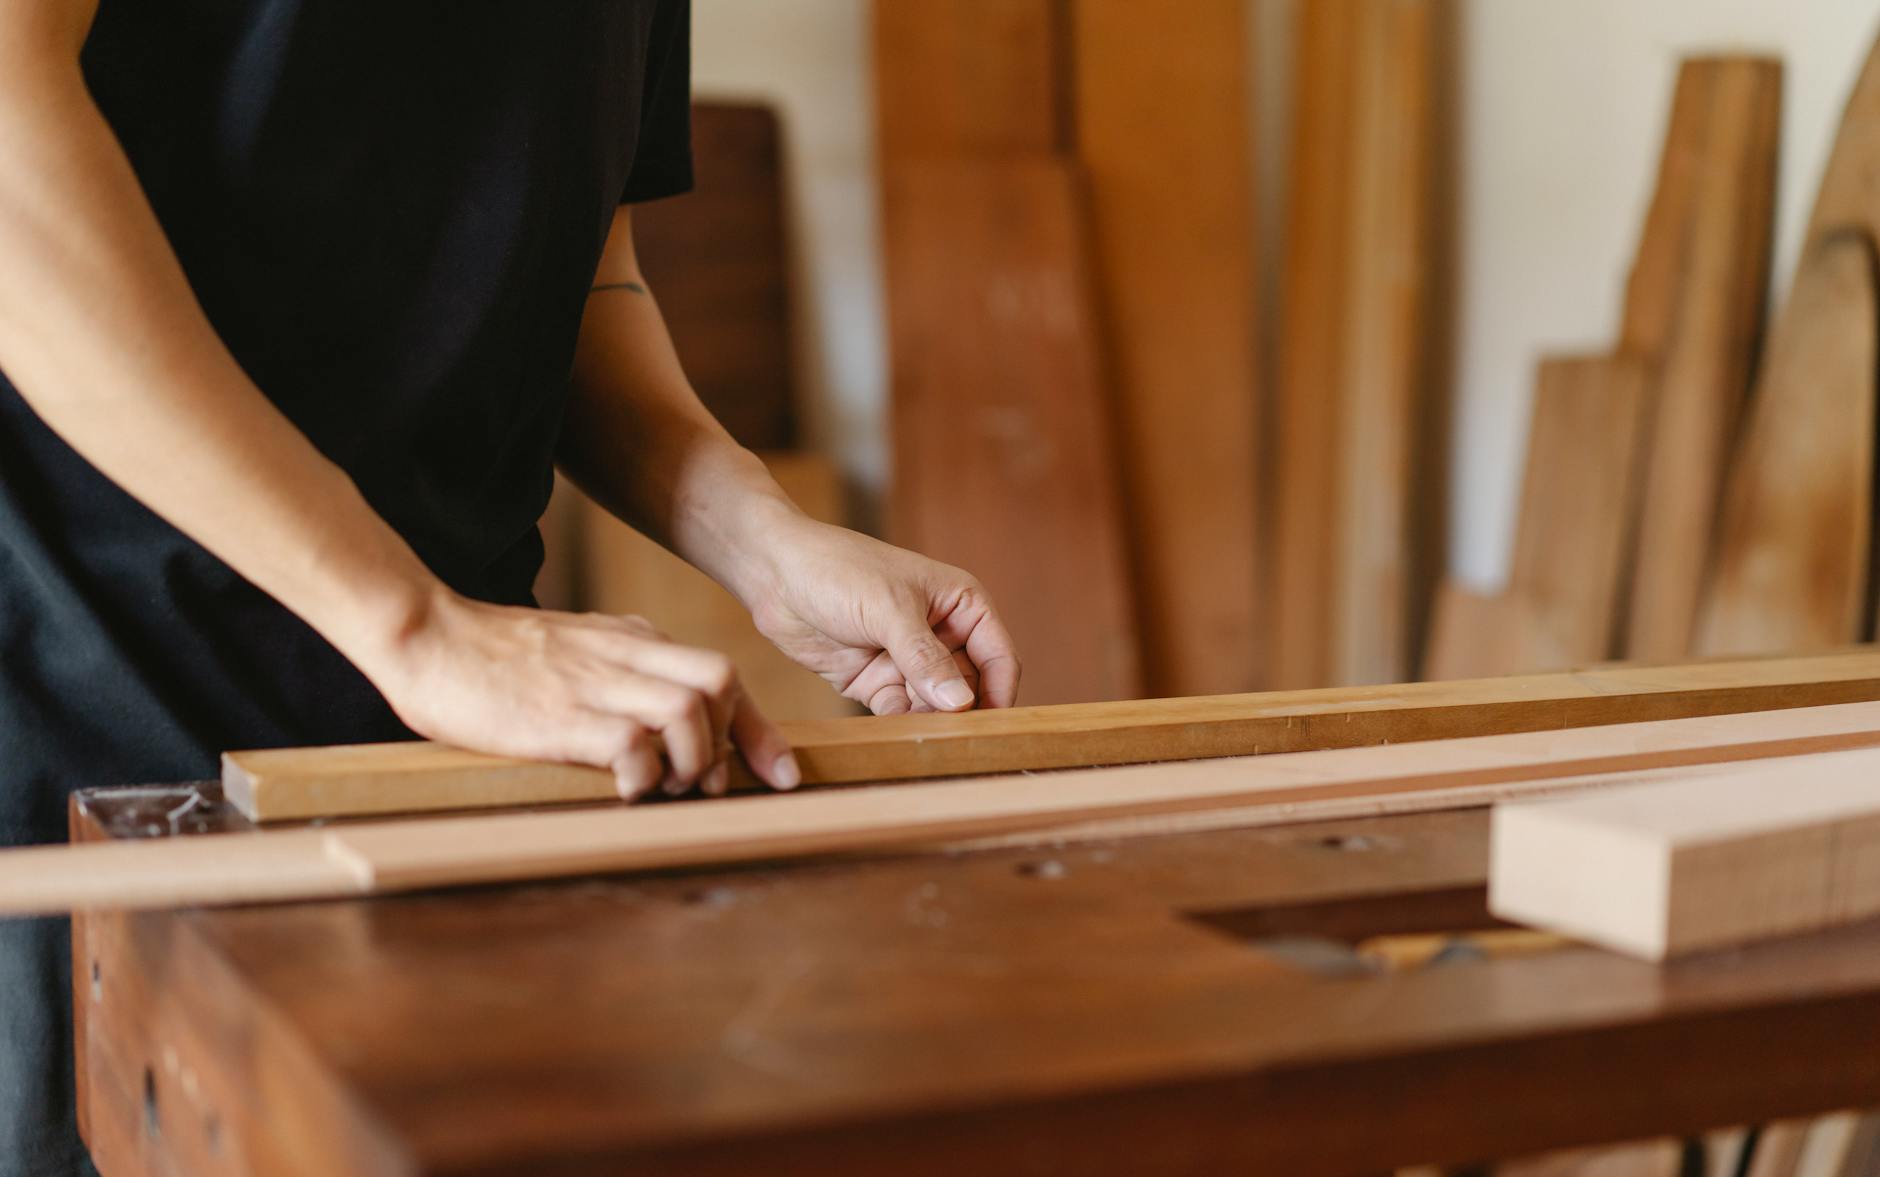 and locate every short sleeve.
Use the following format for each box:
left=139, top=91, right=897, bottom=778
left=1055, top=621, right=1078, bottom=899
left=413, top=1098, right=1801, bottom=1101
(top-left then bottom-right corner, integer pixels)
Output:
left=622, top=0, right=694, bottom=203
